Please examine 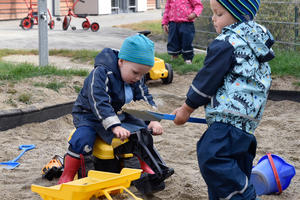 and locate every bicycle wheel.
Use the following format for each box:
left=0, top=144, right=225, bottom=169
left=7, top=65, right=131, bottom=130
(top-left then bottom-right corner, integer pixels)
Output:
left=62, top=16, right=70, bottom=31
left=82, top=20, right=90, bottom=30
left=48, top=20, right=55, bottom=30
left=20, top=17, right=33, bottom=30
left=91, top=22, right=100, bottom=32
